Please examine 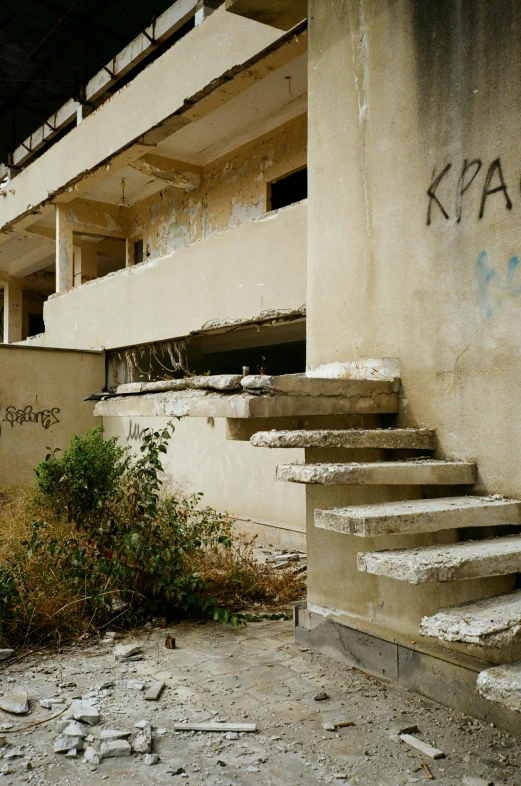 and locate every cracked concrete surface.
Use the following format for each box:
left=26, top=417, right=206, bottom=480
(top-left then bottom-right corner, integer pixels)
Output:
left=0, top=620, right=519, bottom=785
